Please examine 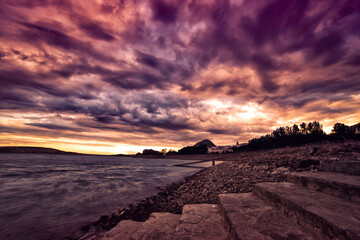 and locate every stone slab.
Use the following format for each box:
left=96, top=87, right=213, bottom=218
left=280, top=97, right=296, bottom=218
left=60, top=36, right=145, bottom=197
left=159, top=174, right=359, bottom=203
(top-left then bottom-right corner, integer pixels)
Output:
left=219, top=193, right=315, bottom=240
left=321, top=160, right=360, bottom=176
left=101, top=220, right=142, bottom=240
left=254, top=182, right=360, bottom=240
left=131, top=212, right=180, bottom=240
left=288, top=171, right=360, bottom=203
left=173, top=204, right=229, bottom=240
